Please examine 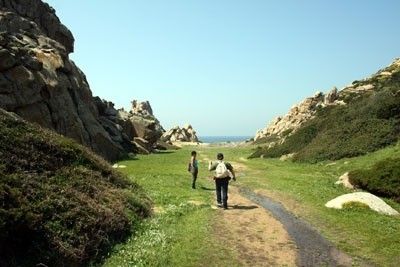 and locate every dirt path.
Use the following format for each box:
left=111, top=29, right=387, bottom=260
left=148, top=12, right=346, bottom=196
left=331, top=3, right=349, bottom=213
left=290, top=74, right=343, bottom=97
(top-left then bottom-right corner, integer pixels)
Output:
left=210, top=183, right=369, bottom=267
left=206, top=158, right=371, bottom=267
left=212, top=186, right=298, bottom=266
left=240, top=188, right=361, bottom=267
left=202, top=150, right=369, bottom=266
